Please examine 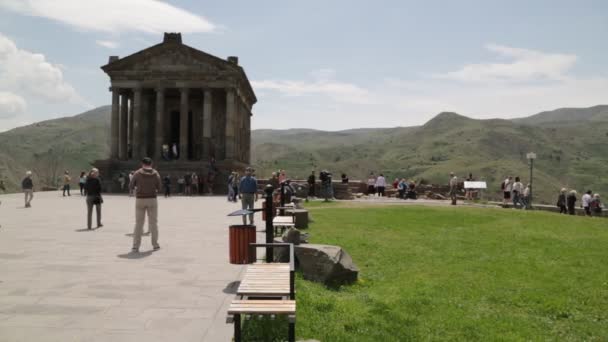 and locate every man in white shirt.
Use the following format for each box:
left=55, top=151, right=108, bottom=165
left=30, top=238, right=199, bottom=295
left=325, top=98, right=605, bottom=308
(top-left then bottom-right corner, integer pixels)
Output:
left=511, top=176, right=524, bottom=208
left=502, top=176, right=513, bottom=205
left=375, top=174, right=387, bottom=197
left=582, top=190, right=593, bottom=216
